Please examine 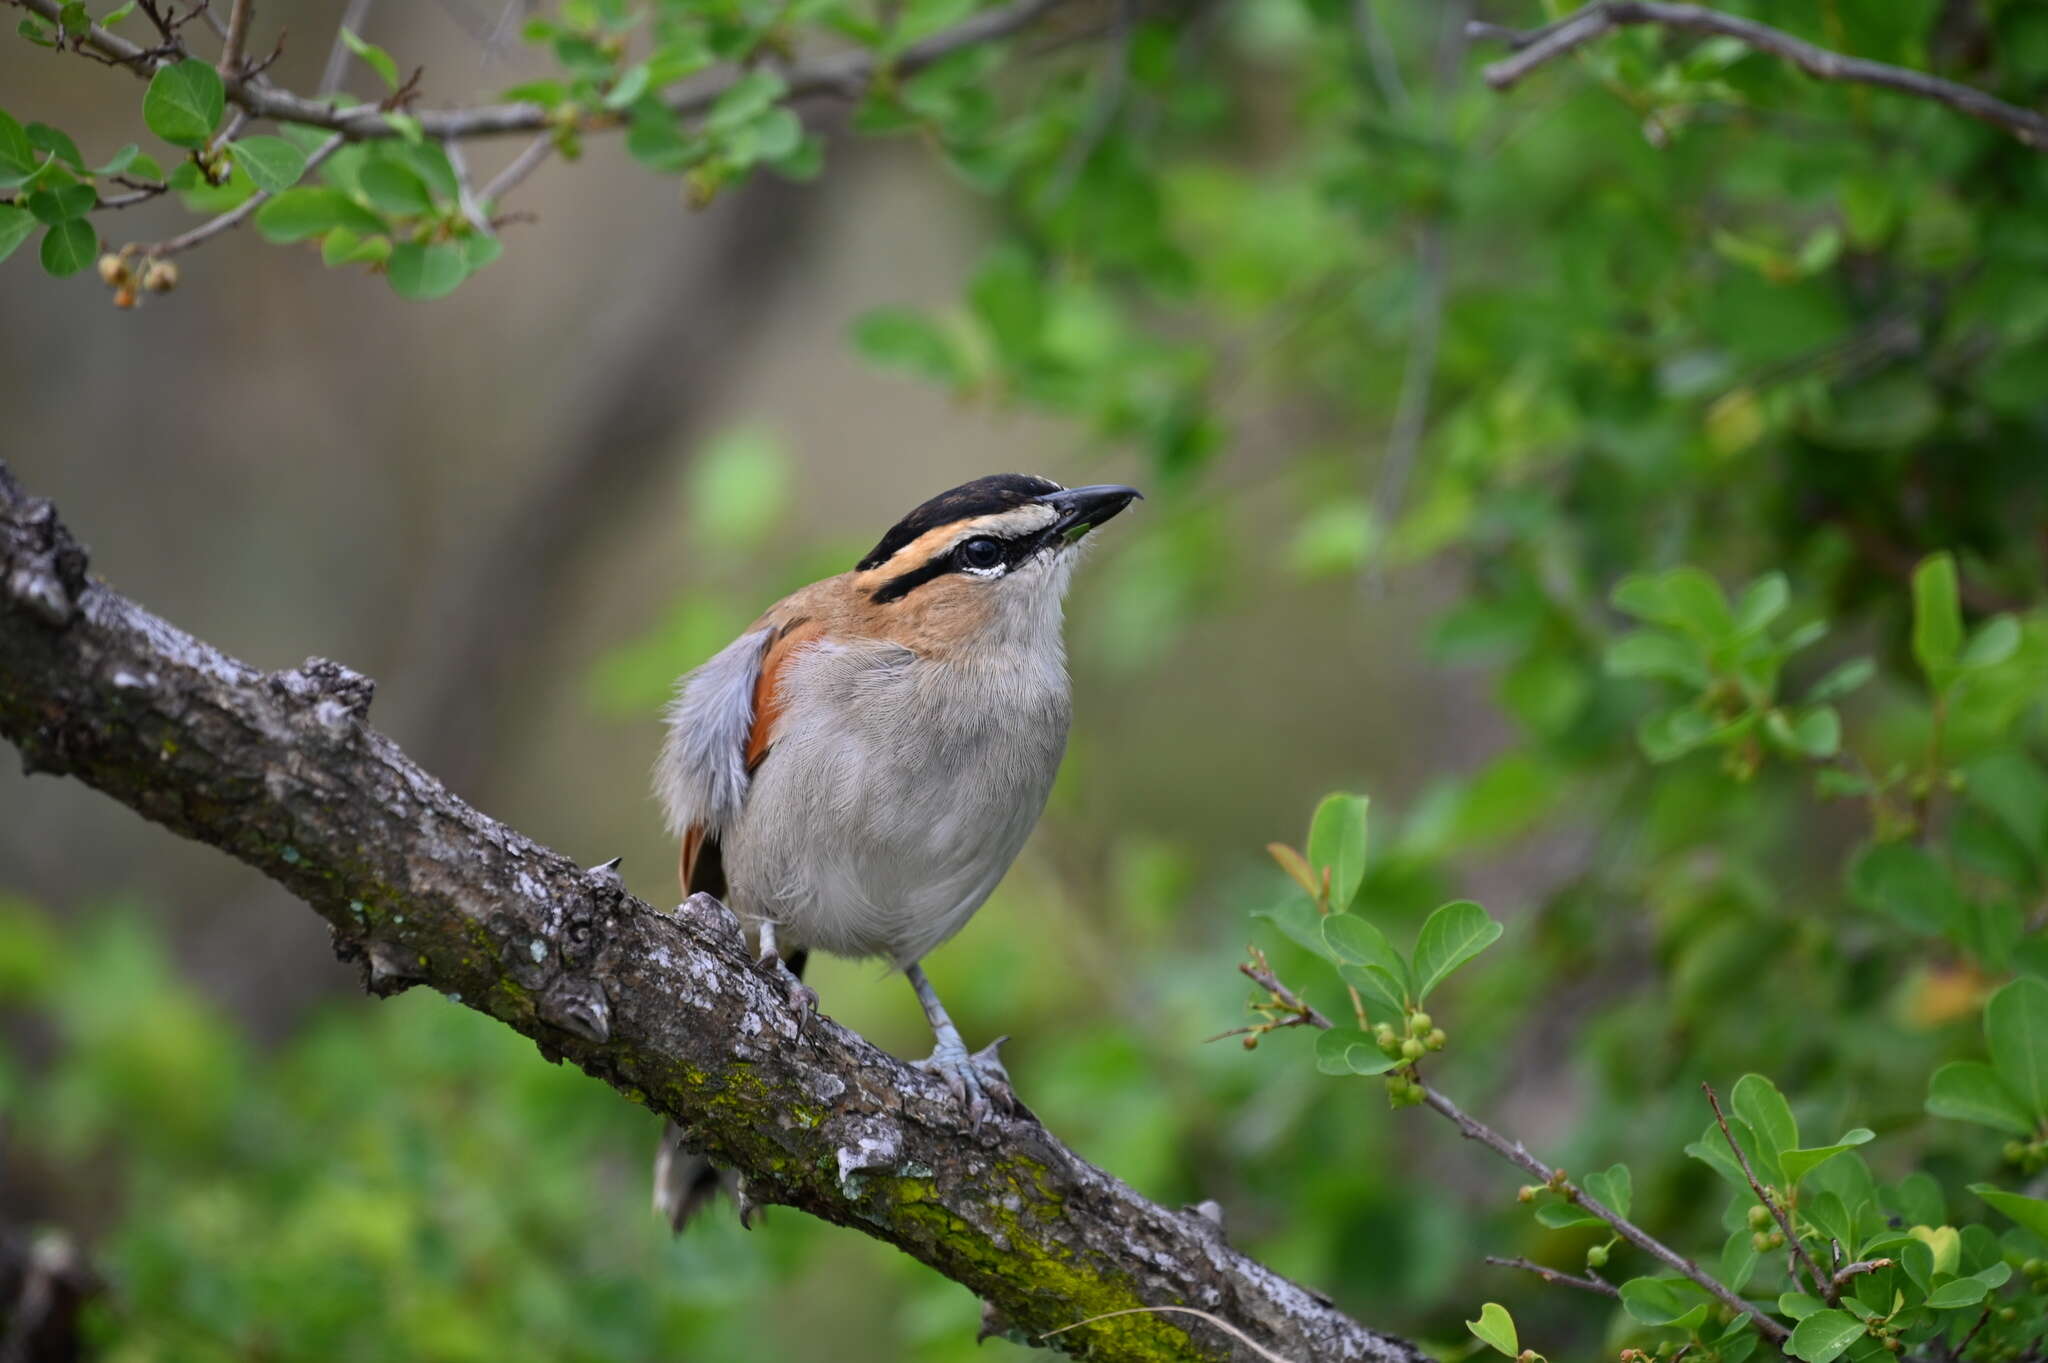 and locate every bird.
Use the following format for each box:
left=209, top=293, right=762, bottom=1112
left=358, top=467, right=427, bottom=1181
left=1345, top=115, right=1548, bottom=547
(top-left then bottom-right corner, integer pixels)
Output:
left=648, top=472, right=1140, bottom=1231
